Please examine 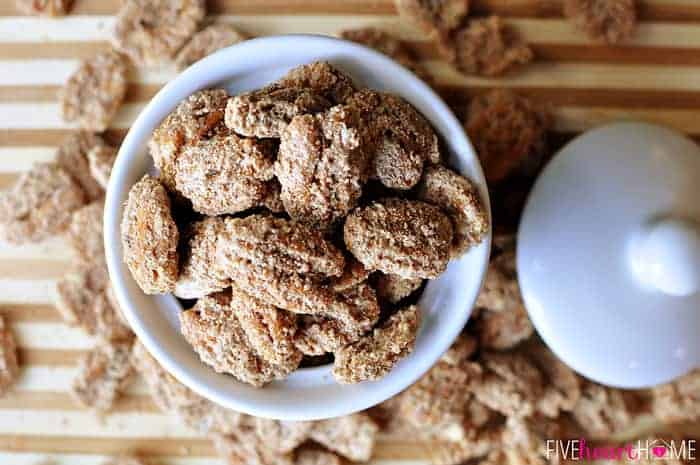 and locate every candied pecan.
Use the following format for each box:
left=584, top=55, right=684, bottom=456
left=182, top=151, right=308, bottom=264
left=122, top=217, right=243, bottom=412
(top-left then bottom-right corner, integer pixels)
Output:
left=220, top=214, right=345, bottom=277
left=276, top=61, right=357, bottom=105
left=346, top=90, right=440, bottom=189
left=417, top=165, right=489, bottom=256
left=476, top=307, right=532, bottom=352
left=121, top=175, right=179, bottom=294
left=261, top=180, right=285, bottom=213
left=333, top=305, right=419, bottom=384
left=294, top=283, right=380, bottom=355
left=112, top=0, right=205, bottom=67
left=440, top=16, right=533, bottom=77
left=0, top=162, right=85, bottom=244
left=309, top=413, right=379, bottom=462
left=212, top=430, right=294, bottom=465
left=56, top=132, right=106, bottom=201
left=396, top=0, right=469, bottom=35
left=525, top=341, right=581, bottom=418
left=429, top=423, right=504, bottom=465
left=131, top=340, right=244, bottom=433
left=174, top=217, right=231, bottom=299
left=330, top=258, right=370, bottom=292
left=54, top=264, right=133, bottom=341
left=87, top=144, right=118, bottom=190
left=651, top=368, right=700, bottom=424
left=222, top=254, right=379, bottom=336
left=174, top=133, right=276, bottom=215
left=0, top=316, right=18, bottom=397
left=397, top=335, right=482, bottom=439
left=176, top=24, right=246, bottom=70
left=180, top=291, right=300, bottom=386
left=471, top=351, right=544, bottom=418
left=72, top=338, right=134, bottom=412
left=473, top=245, right=533, bottom=350
left=571, top=381, right=636, bottom=437
left=253, top=418, right=313, bottom=454
left=275, top=104, right=372, bottom=229
left=59, top=50, right=128, bottom=132
left=15, top=0, right=72, bottom=15
left=226, top=86, right=331, bottom=139
left=344, top=198, right=453, bottom=279
left=66, top=200, right=105, bottom=266
left=376, top=273, right=423, bottom=304
left=465, top=89, right=551, bottom=184
left=295, top=448, right=342, bottom=465
left=340, top=28, right=430, bottom=82
left=564, top=0, right=636, bottom=43
left=231, top=286, right=302, bottom=368
left=149, top=88, right=229, bottom=192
